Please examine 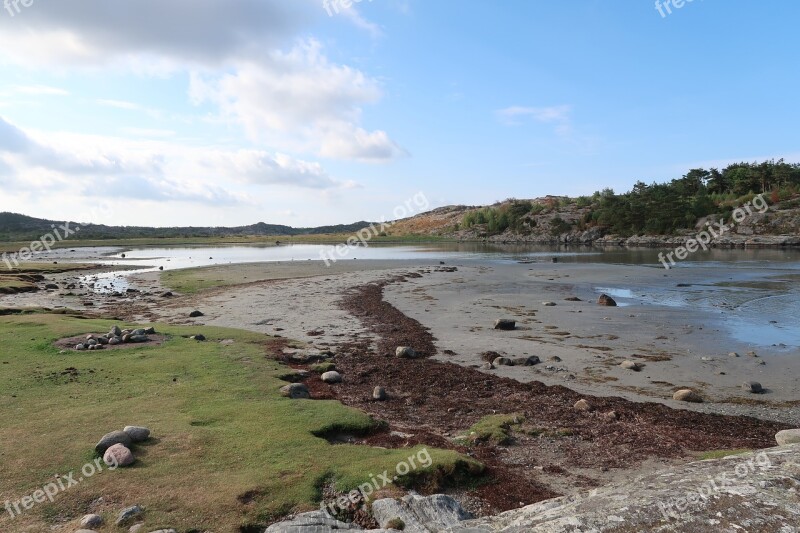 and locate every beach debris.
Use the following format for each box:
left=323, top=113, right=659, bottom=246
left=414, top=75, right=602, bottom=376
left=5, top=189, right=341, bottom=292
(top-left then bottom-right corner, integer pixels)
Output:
left=373, top=386, right=387, bottom=401
left=574, top=399, right=593, bottom=412
left=396, top=346, right=418, bottom=358
left=321, top=371, right=343, bottom=384
left=597, top=294, right=617, bottom=307
left=776, top=429, right=800, bottom=446
left=280, top=383, right=310, bottom=399
left=494, top=319, right=516, bottom=330
left=672, top=389, right=703, bottom=403
left=620, top=360, right=643, bottom=371
left=742, top=381, right=764, bottom=394
left=189, top=310, right=204, bottom=318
